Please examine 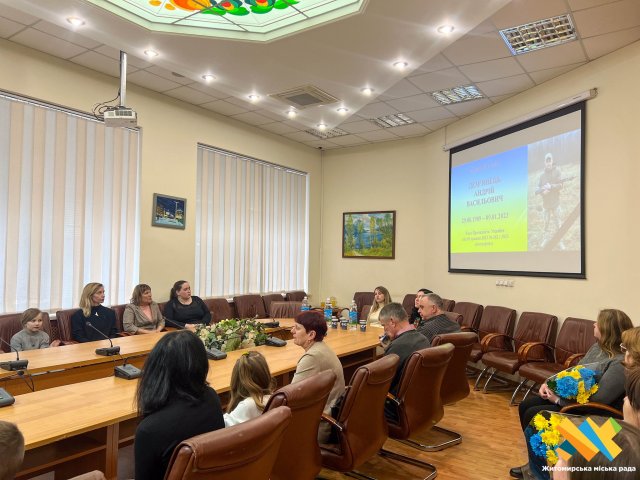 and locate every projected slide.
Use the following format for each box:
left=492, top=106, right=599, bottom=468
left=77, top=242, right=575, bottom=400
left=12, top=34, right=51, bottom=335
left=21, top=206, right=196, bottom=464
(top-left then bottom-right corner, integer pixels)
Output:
left=449, top=103, right=584, bottom=277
